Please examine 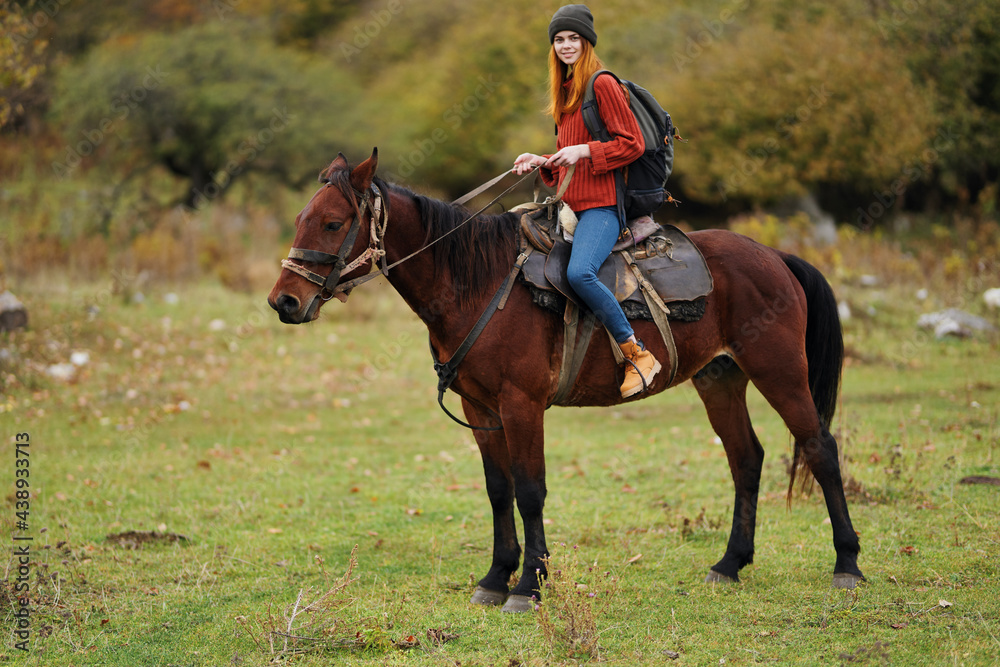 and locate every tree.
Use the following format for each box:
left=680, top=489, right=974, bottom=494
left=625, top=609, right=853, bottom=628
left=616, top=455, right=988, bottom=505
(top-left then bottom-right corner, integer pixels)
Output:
left=0, top=1, right=47, bottom=129
left=662, top=0, right=936, bottom=209
left=877, top=0, right=1000, bottom=211
left=50, top=20, right=363, bottom=209
left=320, top=0, right=553, bottom=197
